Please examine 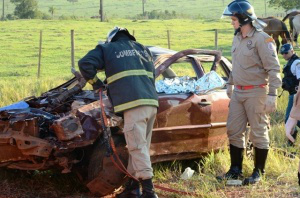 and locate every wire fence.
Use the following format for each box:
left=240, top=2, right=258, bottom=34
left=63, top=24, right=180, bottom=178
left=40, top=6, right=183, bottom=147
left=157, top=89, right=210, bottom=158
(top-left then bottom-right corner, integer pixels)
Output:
left=1, top=22, right=298, bottom=80
left=0, top=28, right=235, bottom=80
